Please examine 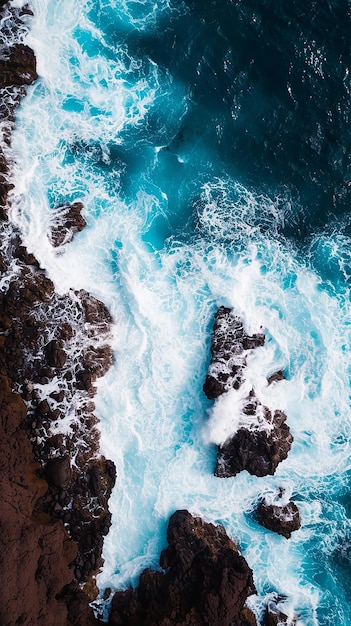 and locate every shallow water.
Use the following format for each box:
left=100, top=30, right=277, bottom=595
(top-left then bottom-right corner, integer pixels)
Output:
left=8, top=0, right=351, bottom=623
